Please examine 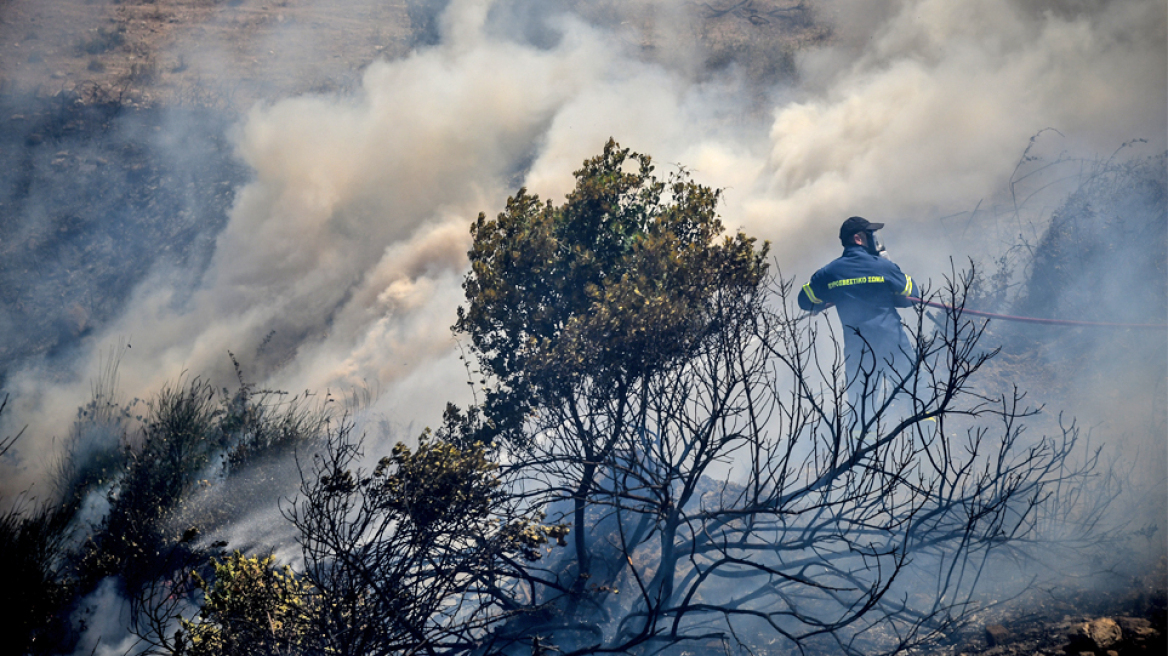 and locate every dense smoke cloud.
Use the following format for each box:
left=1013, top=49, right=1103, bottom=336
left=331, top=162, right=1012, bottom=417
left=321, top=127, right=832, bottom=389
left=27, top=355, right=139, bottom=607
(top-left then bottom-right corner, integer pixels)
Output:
left=1, top=0, right=1164, bottom=516
left=760, top=0, right=1164, bottom=264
